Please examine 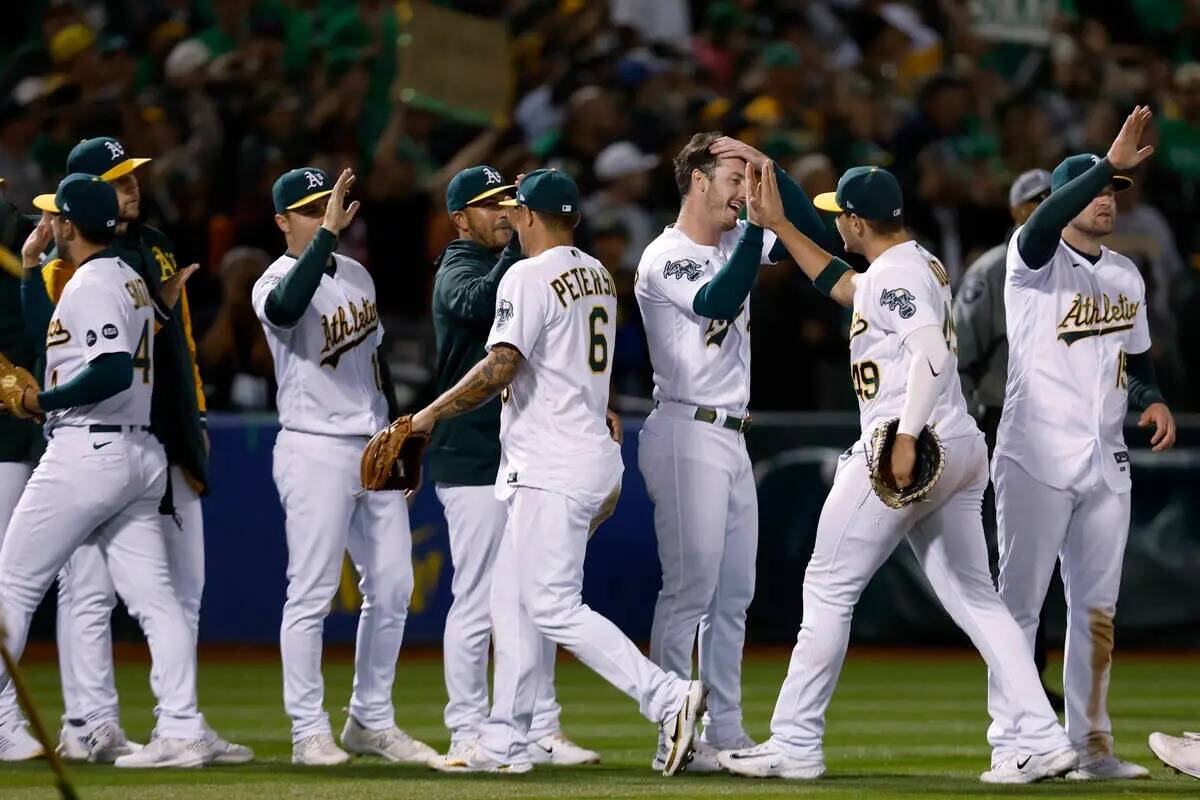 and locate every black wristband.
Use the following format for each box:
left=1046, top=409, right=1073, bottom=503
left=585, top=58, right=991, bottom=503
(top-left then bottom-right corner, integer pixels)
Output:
left=814, top=257, right=851, bottom=296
